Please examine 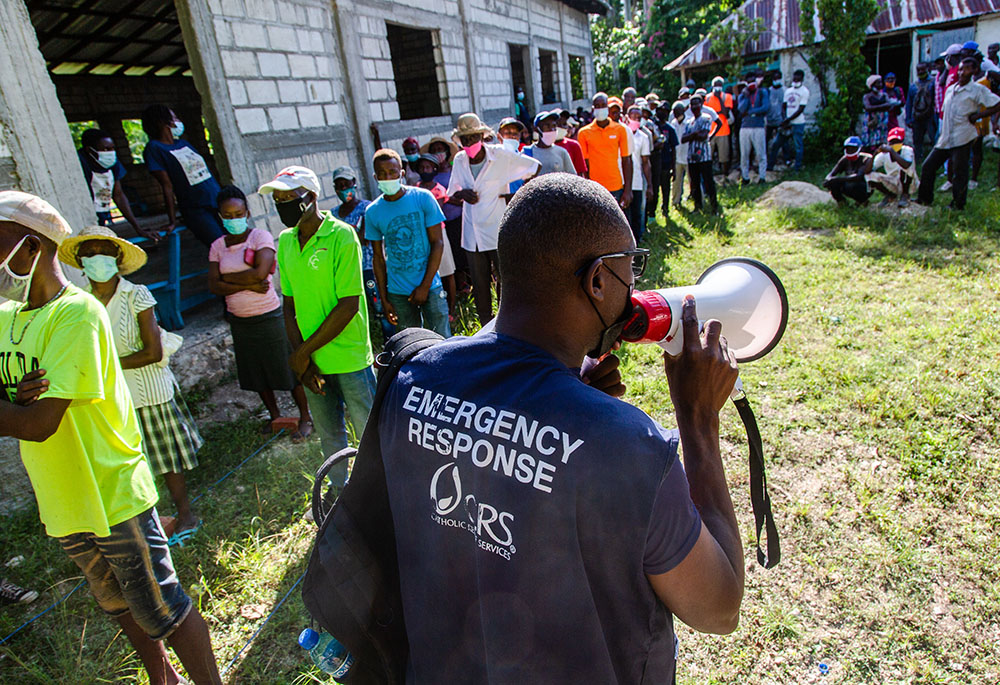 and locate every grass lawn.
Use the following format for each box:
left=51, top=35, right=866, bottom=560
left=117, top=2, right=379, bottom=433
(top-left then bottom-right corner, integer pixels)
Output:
left=1, top=158, right=999, bottom=683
